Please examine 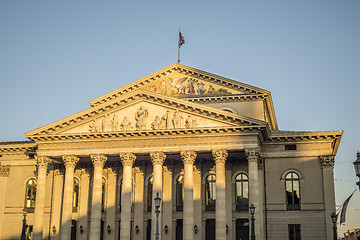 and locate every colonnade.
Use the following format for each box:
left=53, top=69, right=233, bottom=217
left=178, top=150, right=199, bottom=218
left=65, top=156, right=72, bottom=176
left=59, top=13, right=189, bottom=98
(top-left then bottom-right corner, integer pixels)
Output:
left=32, top=149, right=262, bottom=240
